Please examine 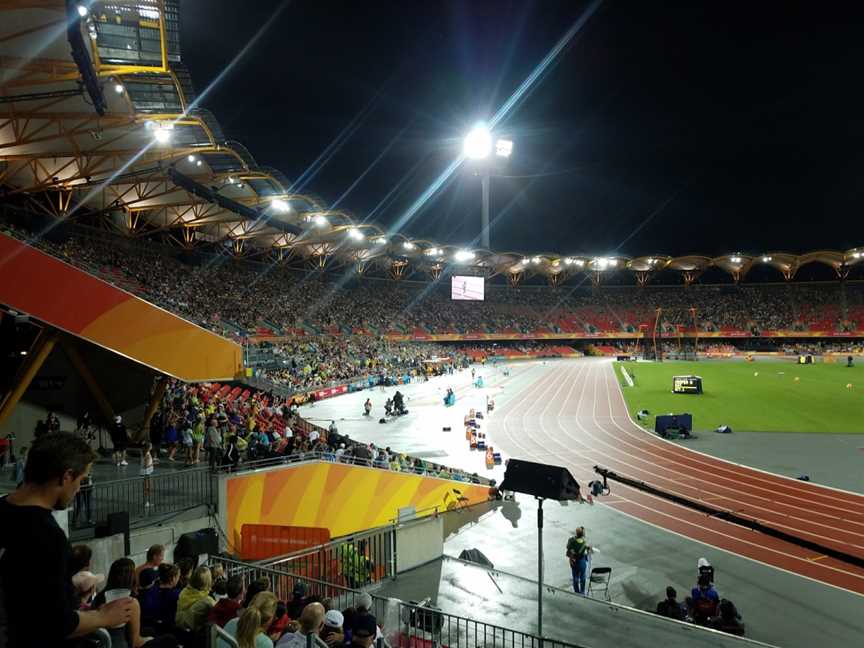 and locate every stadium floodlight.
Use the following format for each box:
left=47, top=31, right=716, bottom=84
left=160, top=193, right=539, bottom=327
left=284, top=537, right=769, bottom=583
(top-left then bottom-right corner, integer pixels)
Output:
left=464, top=123, right=493, bottom=160
left=374, top=236, right=388, bottom=245
left=348, top=227, right=364, bottom=241
left=575, top=259, right=585, bottom=267
left=271, top=199, right=290, bottom=213
left=463, top=123, right=514, bottom=249
left=531, top=256, right=541, bottom=264
left=854, top=252, right=862, bottom=259
left=425, top=247, right=441, bottom=256
left=730, top=255, right=742, bottom=263
left=114, top=83, right=124, bottom=94
left=403, top=241, right=415, bottom=250
left=77, top=4, right=89, bottom=17
left=187, top=154, right=196, bottom=163
left=454, top=249, right=476, bottom=262
left=762, top=256, right=772, bottom=262
left=313, top=215, right=328, bottom=227
left=521, top=258, right=529, bottom=265
left=196, top=160, right=203, bottom=167
left=496, top=138, right=514, bottom=158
